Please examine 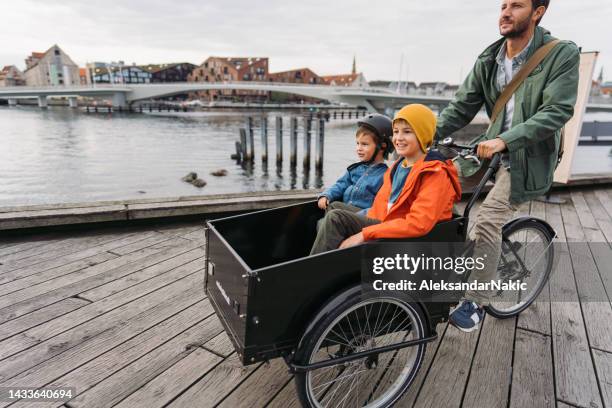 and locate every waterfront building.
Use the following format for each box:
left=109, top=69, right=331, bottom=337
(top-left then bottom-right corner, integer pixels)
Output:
left=321, top=72, right=368, bottom=87
left=79, top=68, right=88, bottom=86
left=23, top=45, right=80, bottom=86
left=139, top=63, right=197, bottom=83
left=188, top=57, right=269, bottom=101
left=417, top=82, right=449, bottom=96
left=86, top=62, right=152, bottom=84
left=602, top=82, right=612, bottom=96
left=369, top=80, right=417, bottom=94
left=268, top=68, right=323, bottom=84
left=321, top=57, right=368, bottom=88
left=267, top=68, right=324, bottom=103
left=443, top=84, right=460, bottom=97
left=0, top=66, right=26, bottom=87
